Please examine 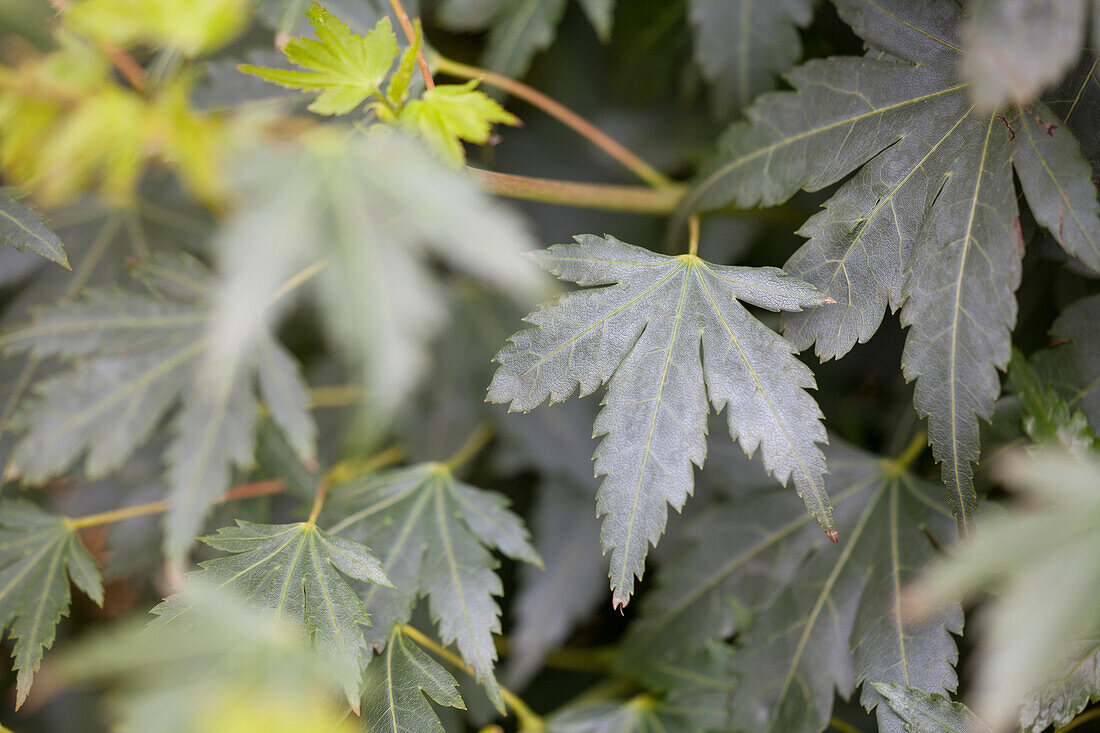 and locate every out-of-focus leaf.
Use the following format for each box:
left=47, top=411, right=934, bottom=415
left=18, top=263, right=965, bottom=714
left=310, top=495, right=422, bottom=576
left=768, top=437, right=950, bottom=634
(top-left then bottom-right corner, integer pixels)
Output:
left=962, top=0, right=1086, bottom=112
left=323, top=463, right=541, bottom=712
left=1033, top=293, right=1100, bottom=430
left=676, top=0, right=1099, bottom=530
left=0, top=189, right=68, bottom=268
left=0, top=499, right=103, bottom=709
left=361, top=625, right=466, bottom=733
left=875, top=684, right=992, bottom=733
left=240, top=5, right=399, bottom=115
left=688, top=0, right=814, bottom=119
left=474, top=0, right=569, bottom=81
left=907, top=452, right=1100, bottom=730
left=488, top=234, right=833, bottom=608
left=0, top=254, right=316, bottom=564
left=577, top=0, right=614, bottom=41
left=1007, top=348, right=1096, bottom=457
left=151, top=520, right=390, bottom=710
left=1019, top=640, right=1100, bottom=732
left=65, top=0, right=249, bottom=55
